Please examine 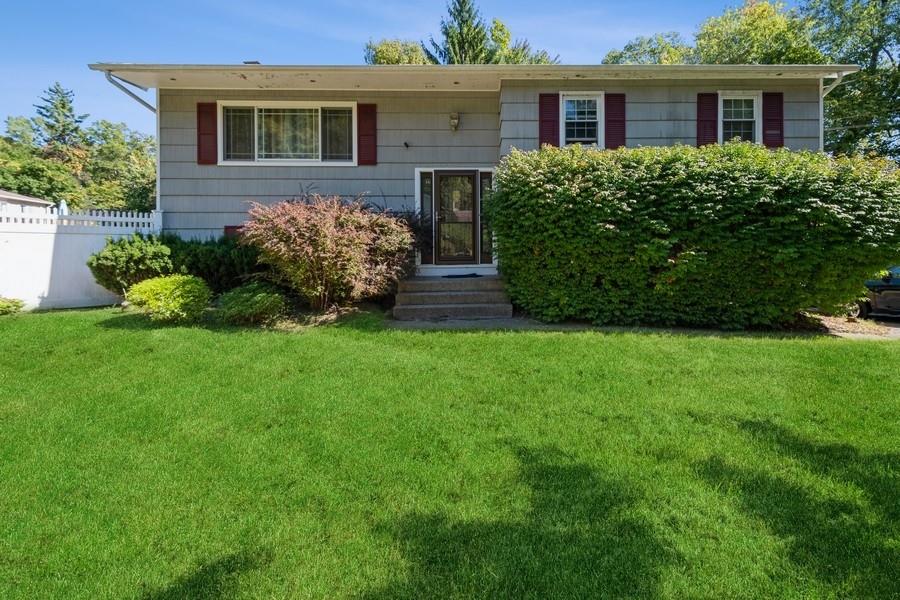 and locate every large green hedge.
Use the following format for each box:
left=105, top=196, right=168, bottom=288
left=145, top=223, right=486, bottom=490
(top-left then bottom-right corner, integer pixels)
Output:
left=486, top=143, right=900, bottom=328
